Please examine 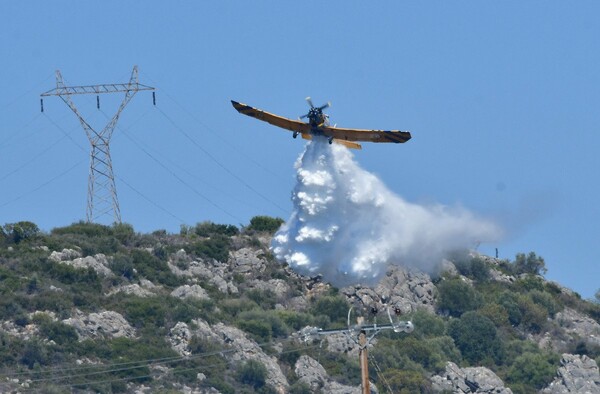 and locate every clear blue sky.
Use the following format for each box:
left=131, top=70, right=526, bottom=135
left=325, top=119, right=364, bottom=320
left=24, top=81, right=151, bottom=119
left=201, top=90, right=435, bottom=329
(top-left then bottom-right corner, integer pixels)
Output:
left=1, top=2, right=598, bottom=298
